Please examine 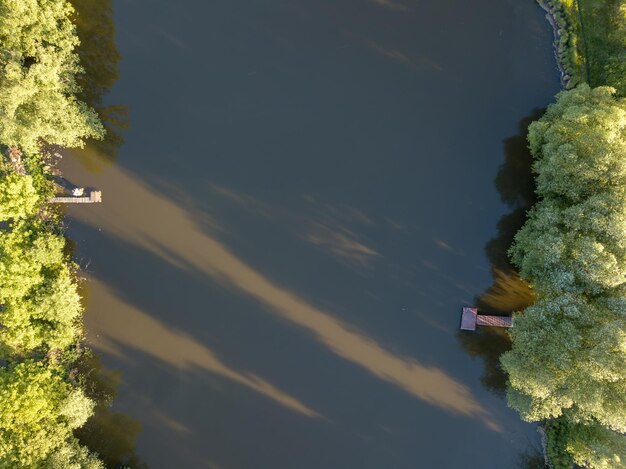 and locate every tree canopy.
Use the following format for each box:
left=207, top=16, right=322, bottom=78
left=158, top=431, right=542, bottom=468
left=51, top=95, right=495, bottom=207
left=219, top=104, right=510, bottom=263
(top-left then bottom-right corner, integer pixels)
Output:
left=503, top=85, right=626, bottom=468
left=0, top=1, right=108, bottom=465
left=0, top=172, right=40, bottom=220
left=511, top=85, right=626, bottom=296
left=0, top=361, right=98, bottom=467
left=0, top=0, right=104, bottom=153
